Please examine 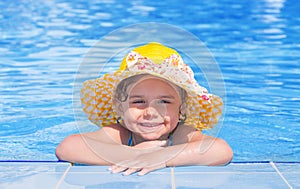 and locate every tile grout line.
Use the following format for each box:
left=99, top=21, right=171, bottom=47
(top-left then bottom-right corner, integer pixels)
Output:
left=270, top=162, right=293, bottom=189
left=171, top=167, right=176, bottom=189
left=54, top=163, right=73, bottom=189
